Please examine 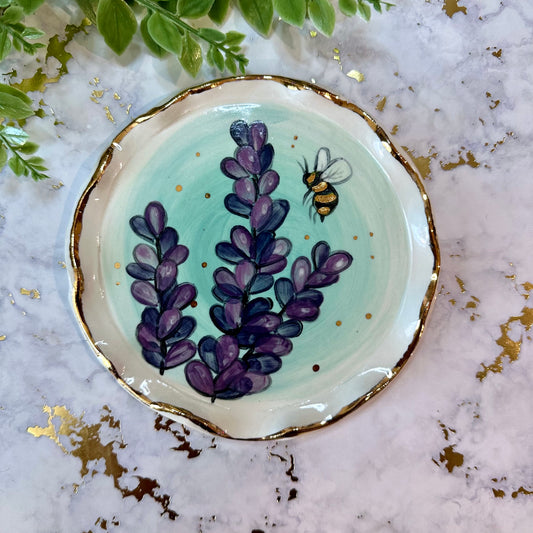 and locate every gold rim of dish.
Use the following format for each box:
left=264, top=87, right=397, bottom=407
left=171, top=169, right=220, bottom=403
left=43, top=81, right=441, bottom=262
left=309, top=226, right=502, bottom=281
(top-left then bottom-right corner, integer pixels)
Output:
left=70, top=75, right=441, bottom=441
